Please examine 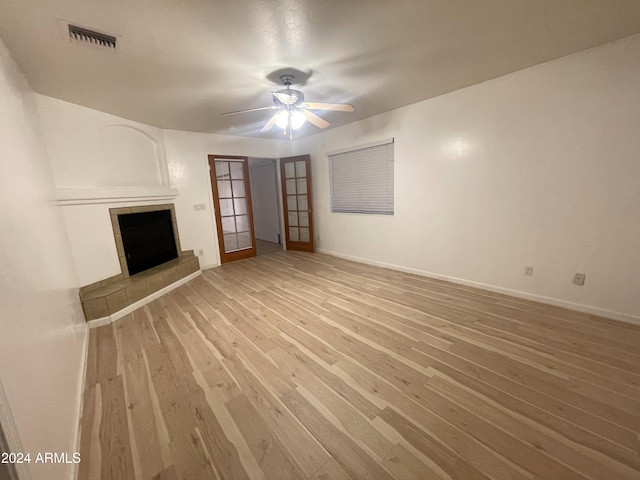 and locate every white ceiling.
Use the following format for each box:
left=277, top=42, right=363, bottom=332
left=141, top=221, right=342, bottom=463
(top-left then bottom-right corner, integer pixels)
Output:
left=2, top=0, right=640, bottom=139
